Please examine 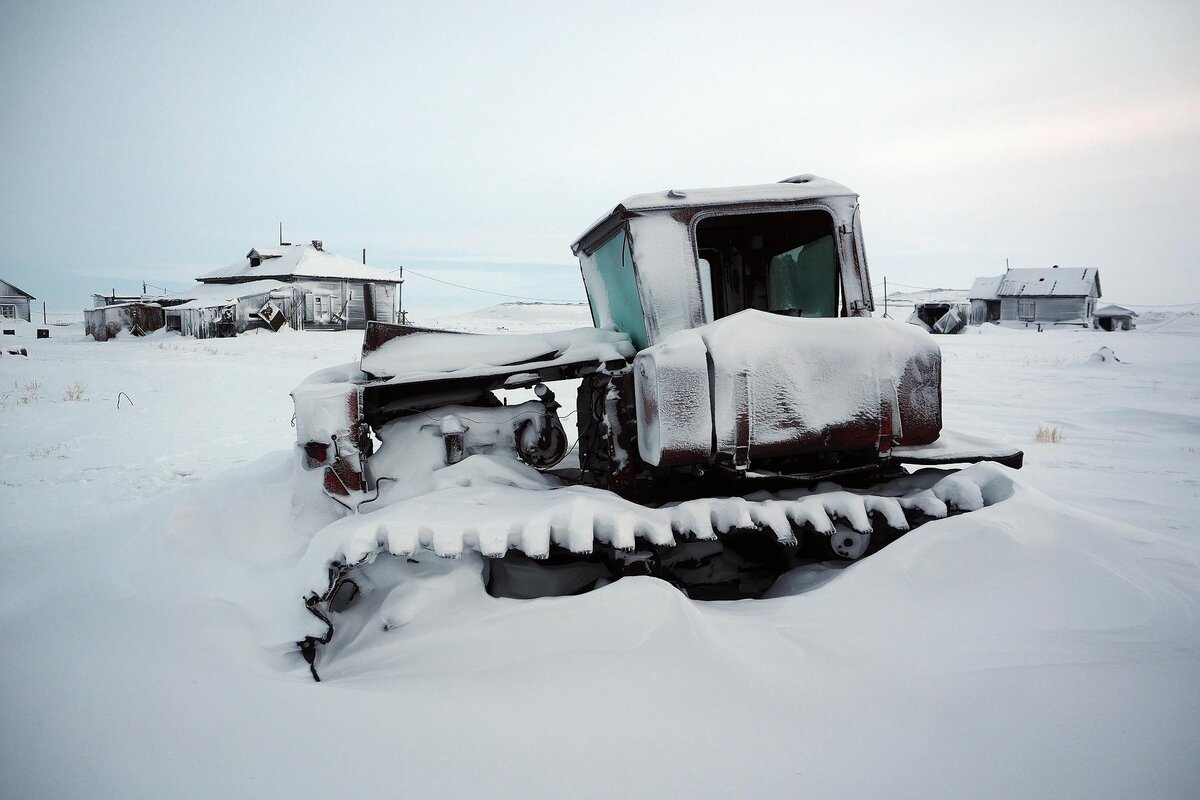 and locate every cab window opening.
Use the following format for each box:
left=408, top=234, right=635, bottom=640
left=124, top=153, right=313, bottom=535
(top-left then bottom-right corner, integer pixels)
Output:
left=695, top=209, right=841, bottom=320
